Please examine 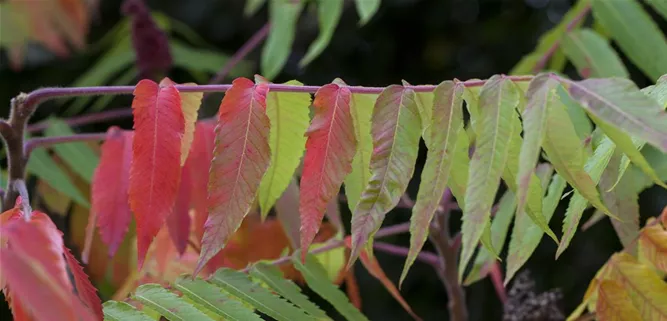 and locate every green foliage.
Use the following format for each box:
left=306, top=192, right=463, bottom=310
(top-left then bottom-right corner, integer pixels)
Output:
left=44, top=118, right=99, bottom=183
left=102, top=260, right=369, bottom=321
